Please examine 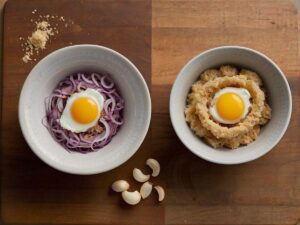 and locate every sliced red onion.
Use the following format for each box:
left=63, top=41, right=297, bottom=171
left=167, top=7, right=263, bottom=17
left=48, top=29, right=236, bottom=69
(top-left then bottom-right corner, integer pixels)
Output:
left=70, top=75, right=77, bottom=88
left=101, top=75, right=114, bottom=89
left=77, top=82, right=88, bottom=92
left=61, top=85, right=73, bottom=95
left=111, top=114, right=124, bottom=125
left=104, top=99, right=113, bottom=115
left=100, top=88, right=116, bottom=94
left=43, top=72, right=124, bottom=153
left=97, top=119, right=111, bottom=141
left=81, top=74, right=94, bottom=84
left=51, top=94, right=67, bottom=99
left=91, top=73, right=101, bottom=87
left=75, top=73, right=81, bottom=80
left=57, top=98, right=64, bottom=112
